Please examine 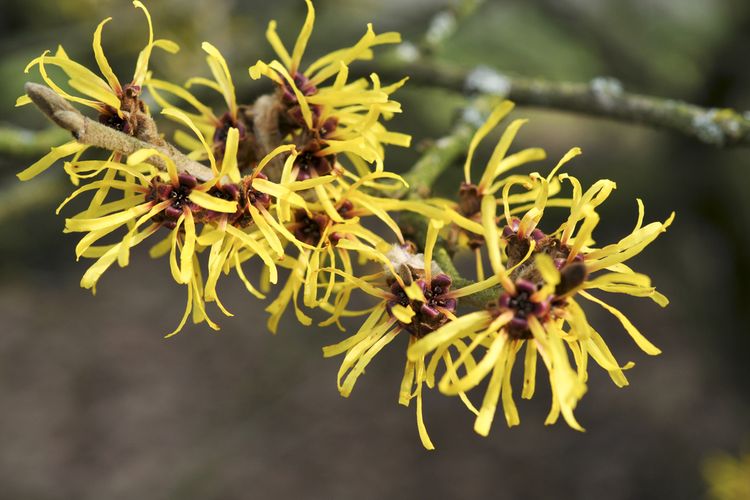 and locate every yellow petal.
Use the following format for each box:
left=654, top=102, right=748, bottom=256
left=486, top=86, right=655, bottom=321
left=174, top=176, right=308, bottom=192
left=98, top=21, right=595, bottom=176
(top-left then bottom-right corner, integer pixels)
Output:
left=147, top=78, right=217, bottom=122
left=179, top=209, right=196, bottom=284
left=189, top=189, right=238, bottom=213
left=473, top=340, right=510, bottom=436
left=580, top=291, right=662, bottom=355
left=247, top=204, right=284, bottom=257
left=67, top=76, right=120, bottom=109
left=408, top=311, right=491, bottom=361
left=323, top=304, right=386, bottom=357
left=162, top=107, right=217, bottom=174
left=80, top=244, right=119, bottom=290
left=15, top=95, right=32, bottom=107
left=423, top=219, right=444, bottom=284
left=254, top=144, right=297, bottom=177
left=225, top=225, right=278, bottom=284
left=185, top=76, right=223, bottom=94
left=521, top=340, right=537, bottom=399
left=414, top=364, right=436, bottom=450
left=501, top=342, right=521, bottom=427
left=165, top=279, right=193, bottom=338
left=479, top=118, right=527, bottom=188
left=127, top=148, right=178, bottom=185
left=252, top=178, right=307, bottom=209
left=391, top=304, right=415, bottom=324
left=452, top=274, right=501, bottom=298
left=17, top=141, right=86, bottom=181
left=233, top=251, right=266, bottom=300
left=202, top=41, right=237, bottom=118
left=152, top=39, right=179, bottom=54
left=398, top=355, right=416, bottom=406
left=291, top=0, right=315, bottom=73
left=92, top=17, right=121, bottom=93
left=27, top=50, right=103, bottom=110
left=266, top=21, right=291, bottom=68
left=340, top=329, right=399, bottom=397
left=481, top=193, right=505, bottom=278
left=441, top=332, right=506, bottom=396
left=66, top=203, right=151, bottom=232
left=547, top=147, right=582, bottom=181
left=464, top=101, right=514, bottom=183
left=268, top=60, right=313, bottom=129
